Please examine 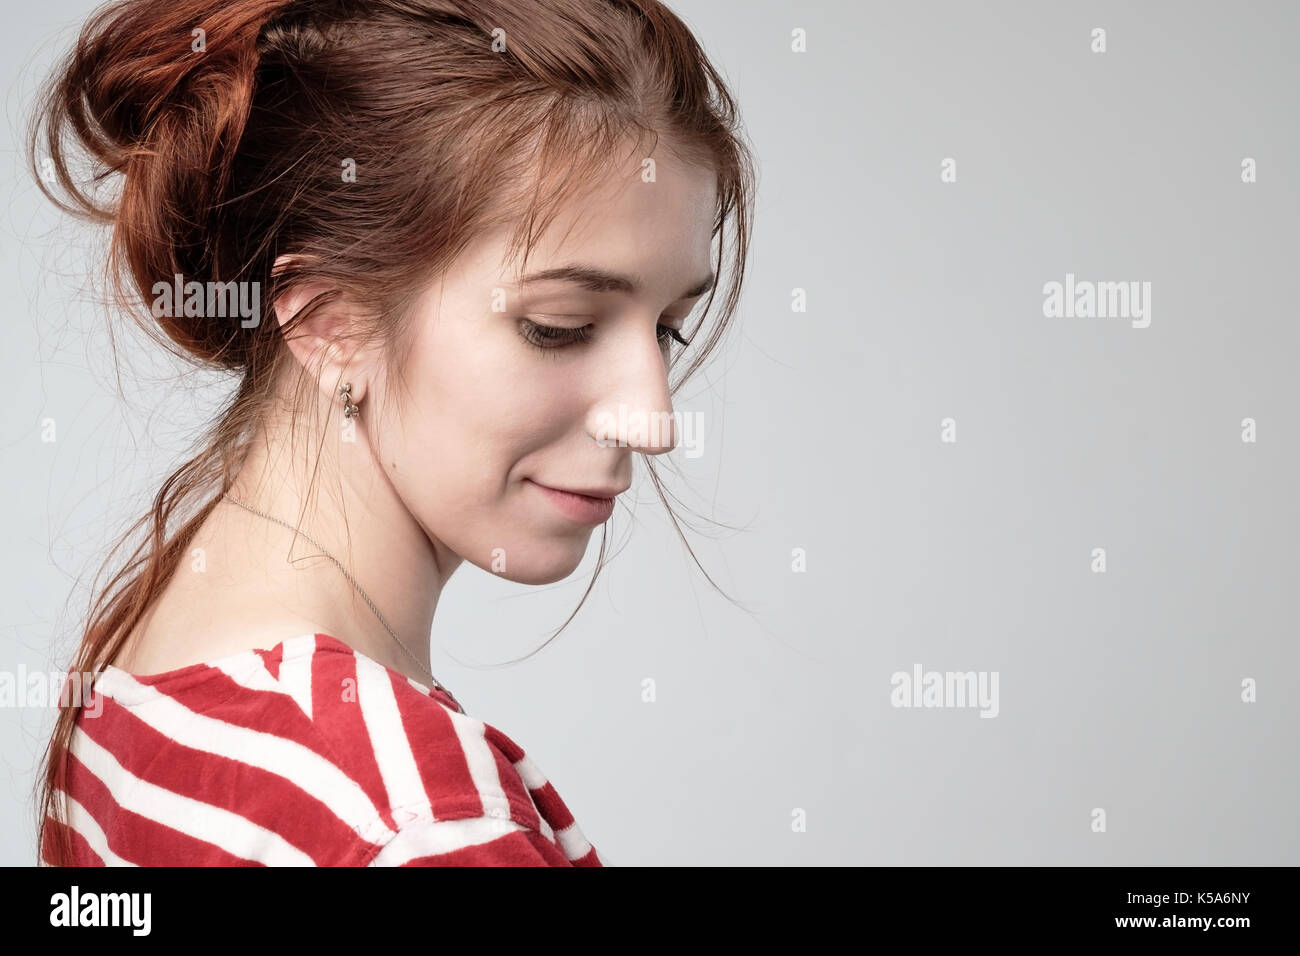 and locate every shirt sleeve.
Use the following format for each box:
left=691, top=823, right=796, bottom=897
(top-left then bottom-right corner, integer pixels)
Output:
left=365, top=813, right=574, bottom=866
